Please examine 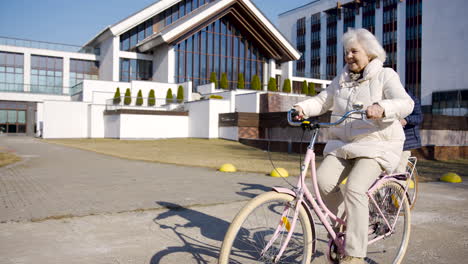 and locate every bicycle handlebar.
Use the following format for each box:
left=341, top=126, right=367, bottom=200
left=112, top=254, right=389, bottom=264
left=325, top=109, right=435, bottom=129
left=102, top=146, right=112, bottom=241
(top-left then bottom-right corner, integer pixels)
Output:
left=287, top=108, right=367, bottom=128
